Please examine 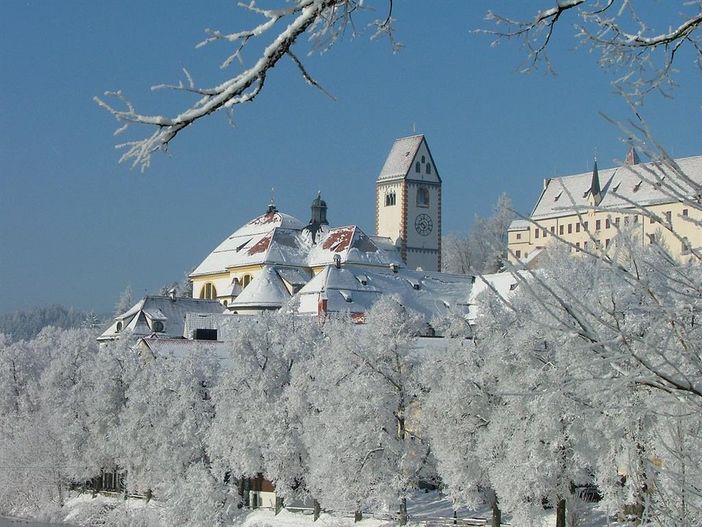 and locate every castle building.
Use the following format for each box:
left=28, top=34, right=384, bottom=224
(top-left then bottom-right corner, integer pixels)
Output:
left=376, top=135, right=442, bottom=272
left=508, top=148, right=702, bottom=264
